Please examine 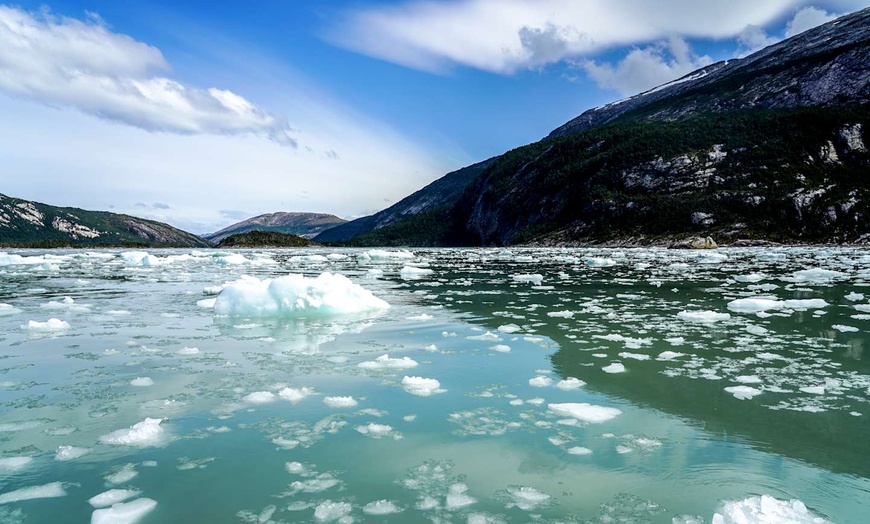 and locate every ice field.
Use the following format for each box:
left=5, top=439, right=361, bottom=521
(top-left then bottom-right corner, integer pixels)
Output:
left=0, top=247, right=868, bottom=523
